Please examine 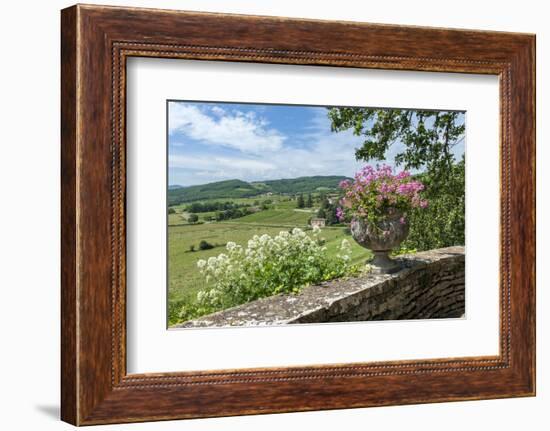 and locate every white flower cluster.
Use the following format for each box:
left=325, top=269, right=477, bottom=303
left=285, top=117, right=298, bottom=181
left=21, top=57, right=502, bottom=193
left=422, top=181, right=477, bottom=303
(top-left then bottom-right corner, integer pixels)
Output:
left=193, top=228, right=353, bottom=313
left=337, top=238, right=352, bottom=262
